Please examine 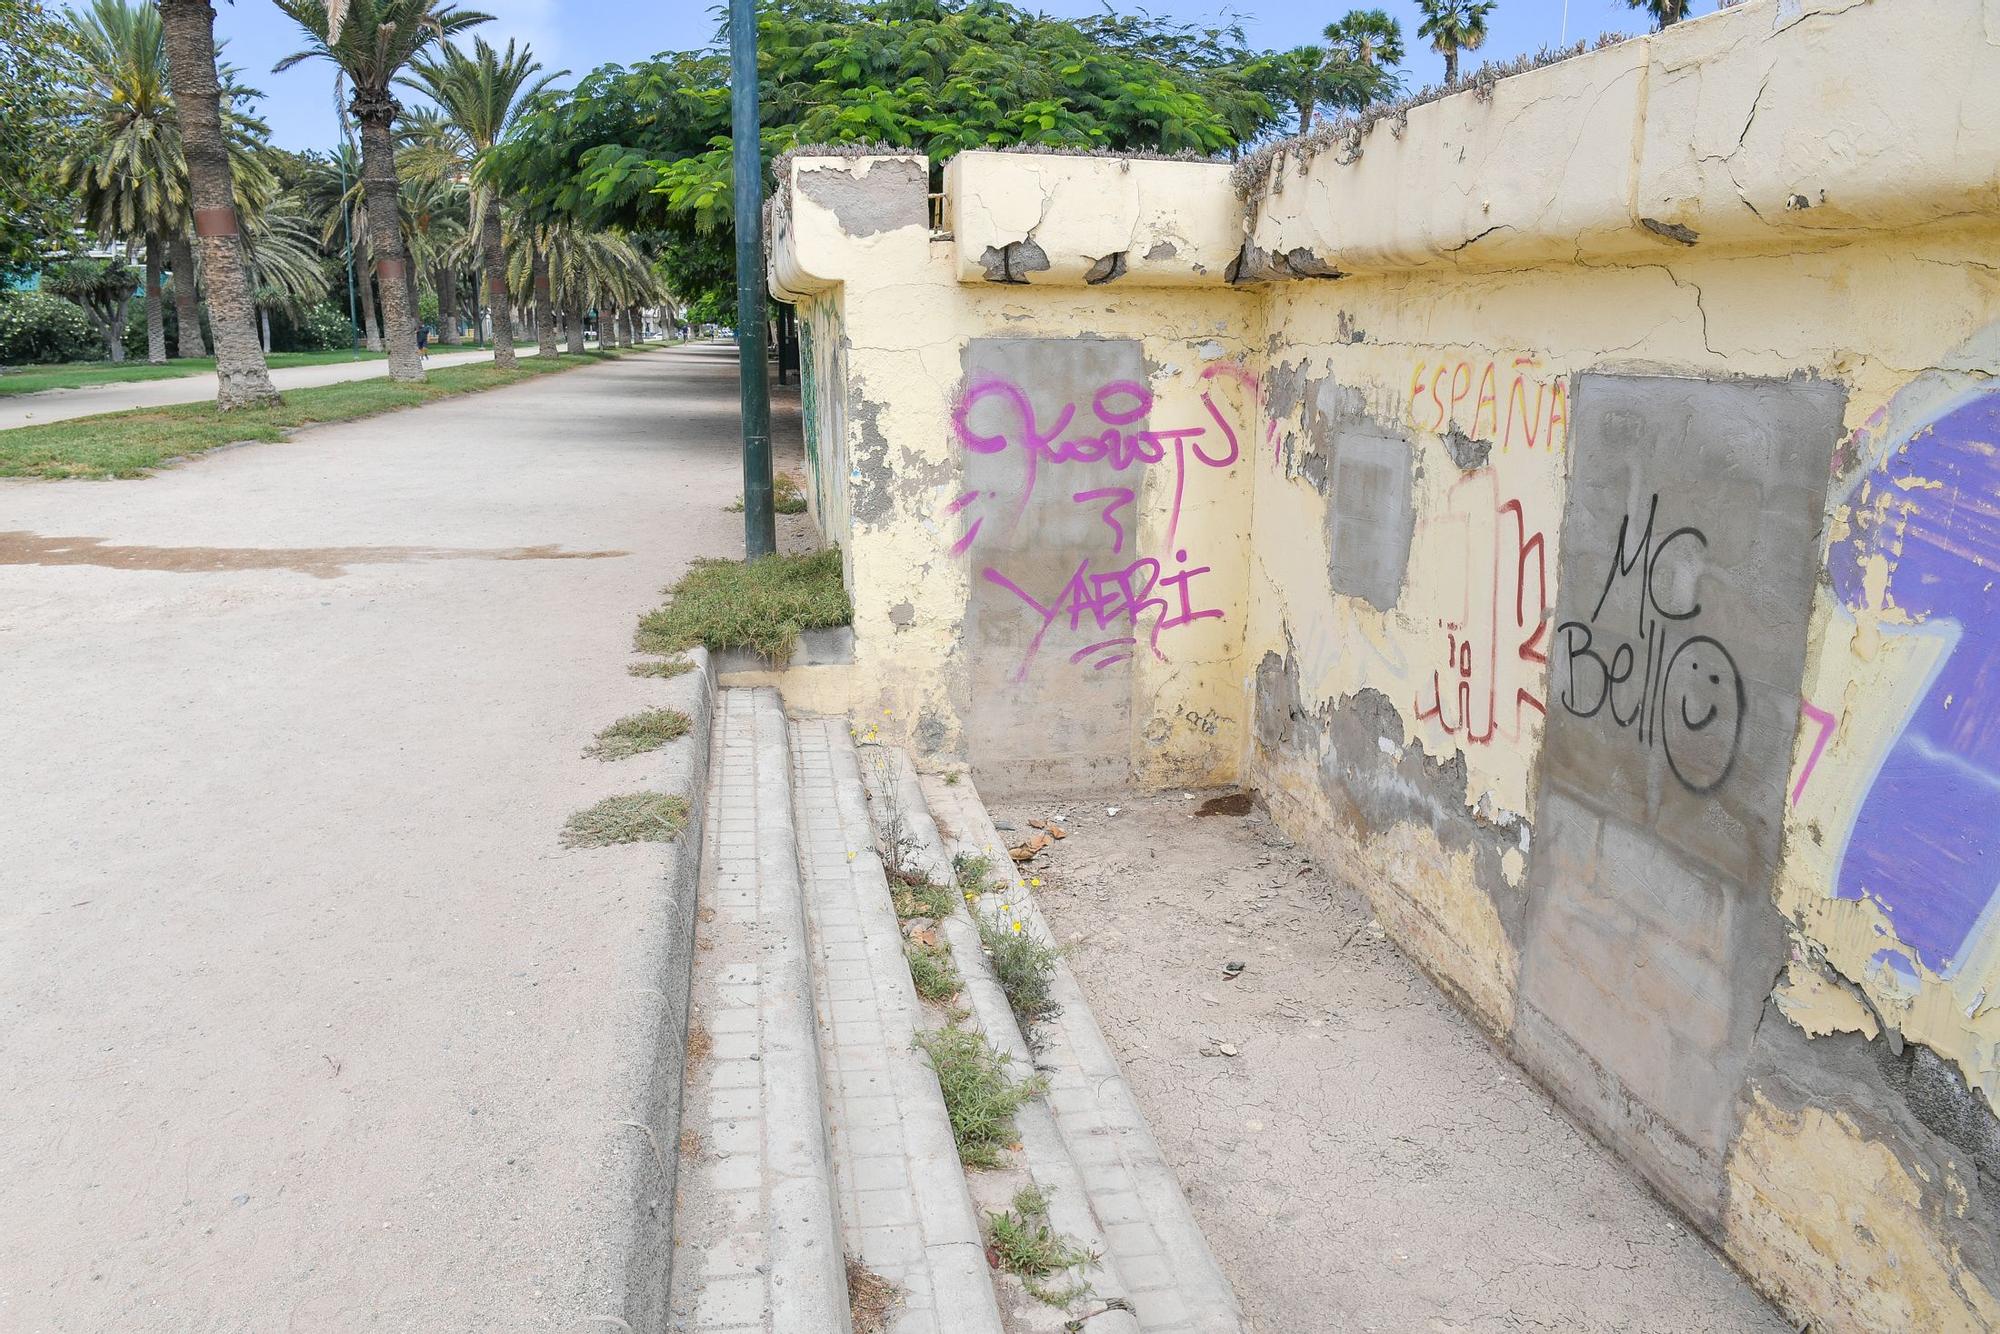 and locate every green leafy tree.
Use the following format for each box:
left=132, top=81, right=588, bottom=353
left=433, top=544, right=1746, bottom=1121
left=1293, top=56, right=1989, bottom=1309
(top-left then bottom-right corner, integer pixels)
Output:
left=1, top=0, right=82, bottom=269
left=1417, top=0, right=1496, bottom=85
left=486, top=0, right=1280, bottom=314
left=273, top=0, right=490, bottom=382
left=402, top=37, right=558, bottom=368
